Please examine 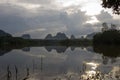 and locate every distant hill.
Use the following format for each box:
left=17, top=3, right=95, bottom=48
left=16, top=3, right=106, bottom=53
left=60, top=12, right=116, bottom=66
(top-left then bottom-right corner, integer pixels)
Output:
left=45, top=34, right=53, bottom=40
left=45, top=32, right=68, bottom=40
left=0, top=29, right=12, bottom=37
left=70, top=35, right=75, bottom=39
left=86, top=32, right=96, bottom=40
left=21, top=34, right=31, bottom=39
